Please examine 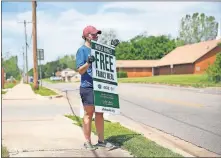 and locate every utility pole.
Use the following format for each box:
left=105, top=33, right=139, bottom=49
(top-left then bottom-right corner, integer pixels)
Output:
left=18, top=20, right=32, bottom=83
left=24, top=20, right=29, bottom=83
left=32, top=1, right=38, bottom=90
left=22, top=46, right=25, bottom=83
